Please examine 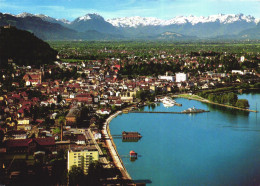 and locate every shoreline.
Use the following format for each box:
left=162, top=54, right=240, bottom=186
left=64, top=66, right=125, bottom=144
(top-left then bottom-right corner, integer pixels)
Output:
left=102, top=110, right=133, bottom=182
left=173, top=94, right=258, bottom=113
